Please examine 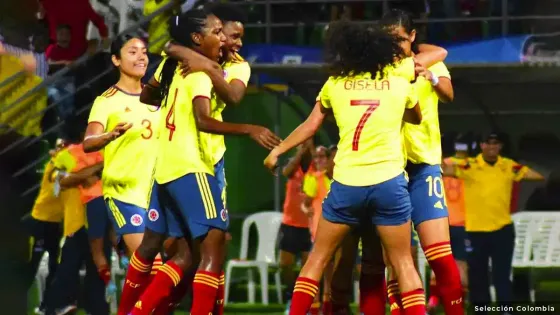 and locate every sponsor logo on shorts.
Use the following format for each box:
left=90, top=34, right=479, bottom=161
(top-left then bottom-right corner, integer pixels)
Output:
left=131, top=214, right=143, bottom=226
left=148, top=209, right=159, bottom=222
left=220, top=208, right=228, bottom=222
